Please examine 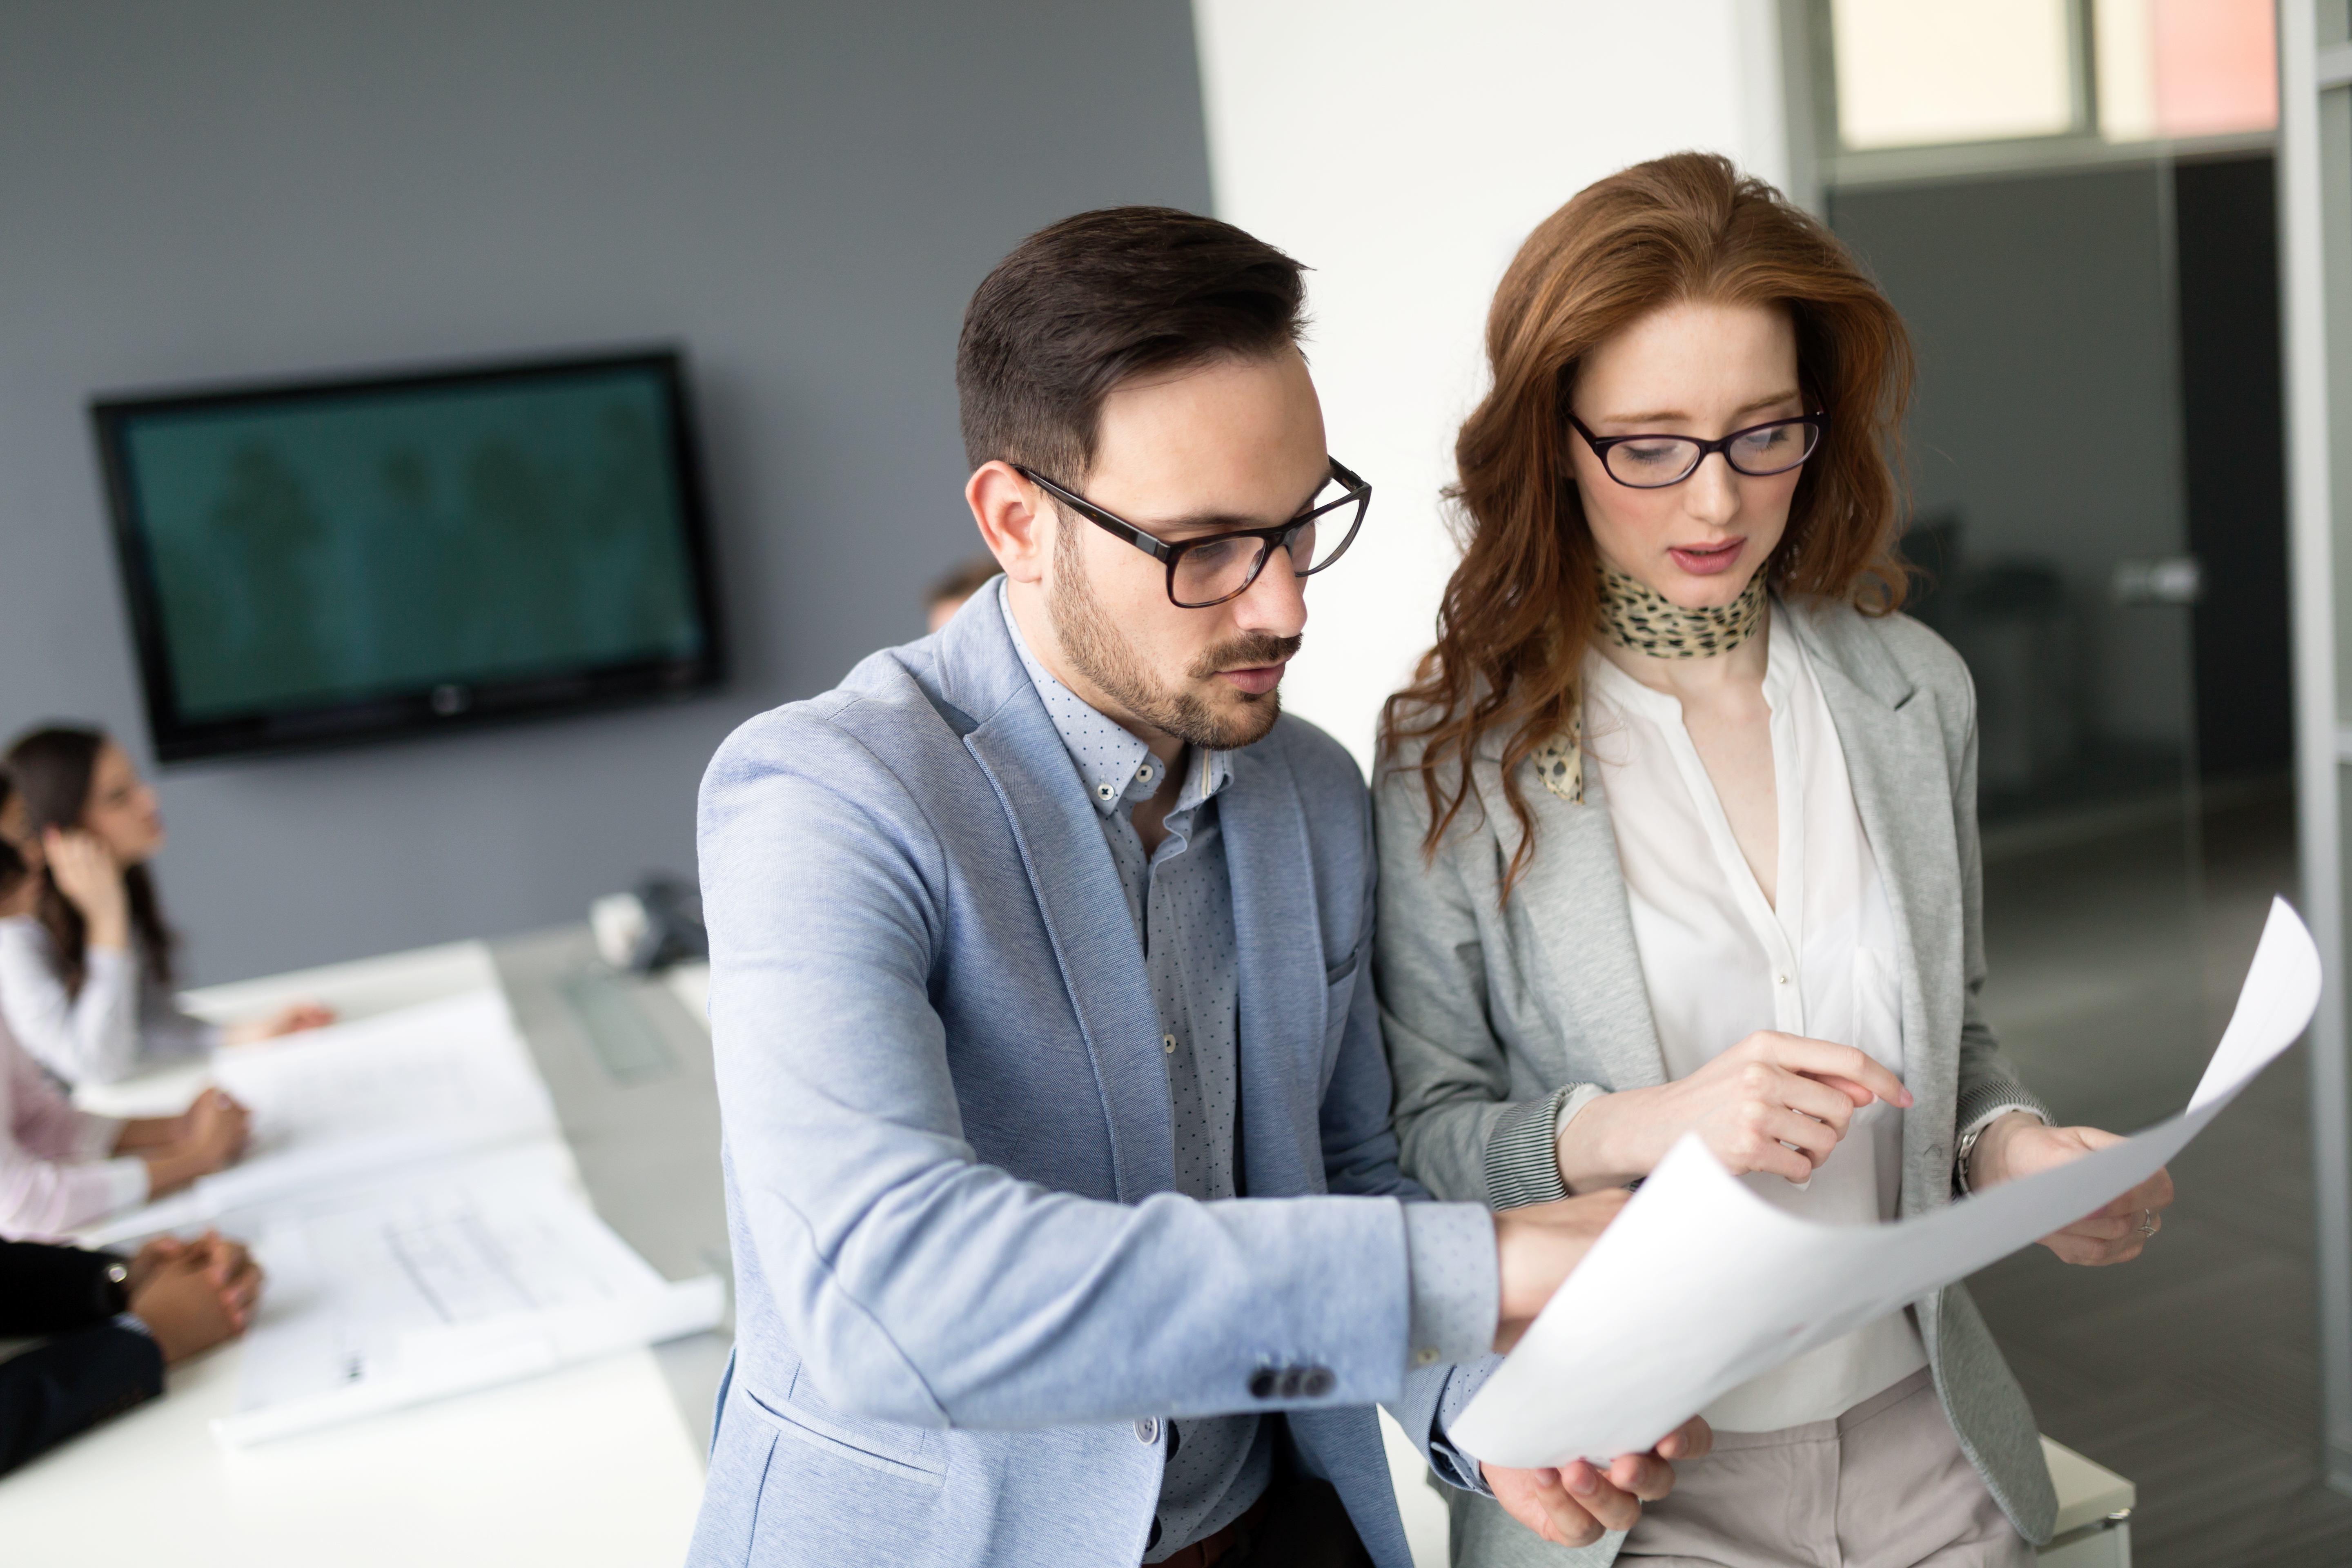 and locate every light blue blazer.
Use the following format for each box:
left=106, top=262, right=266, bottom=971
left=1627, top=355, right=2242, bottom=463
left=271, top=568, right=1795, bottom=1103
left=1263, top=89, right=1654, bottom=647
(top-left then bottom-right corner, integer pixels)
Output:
left=686, top=591, right=1477, bottom=1568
